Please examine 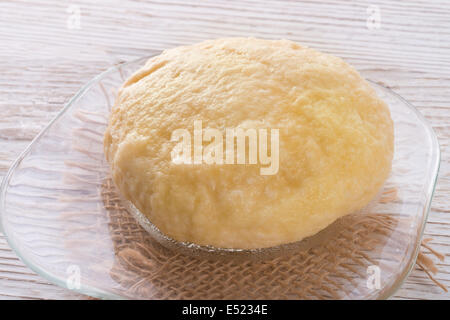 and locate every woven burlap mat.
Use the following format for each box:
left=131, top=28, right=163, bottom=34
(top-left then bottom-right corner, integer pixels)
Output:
left=99, top=177, right=446, bottom=299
